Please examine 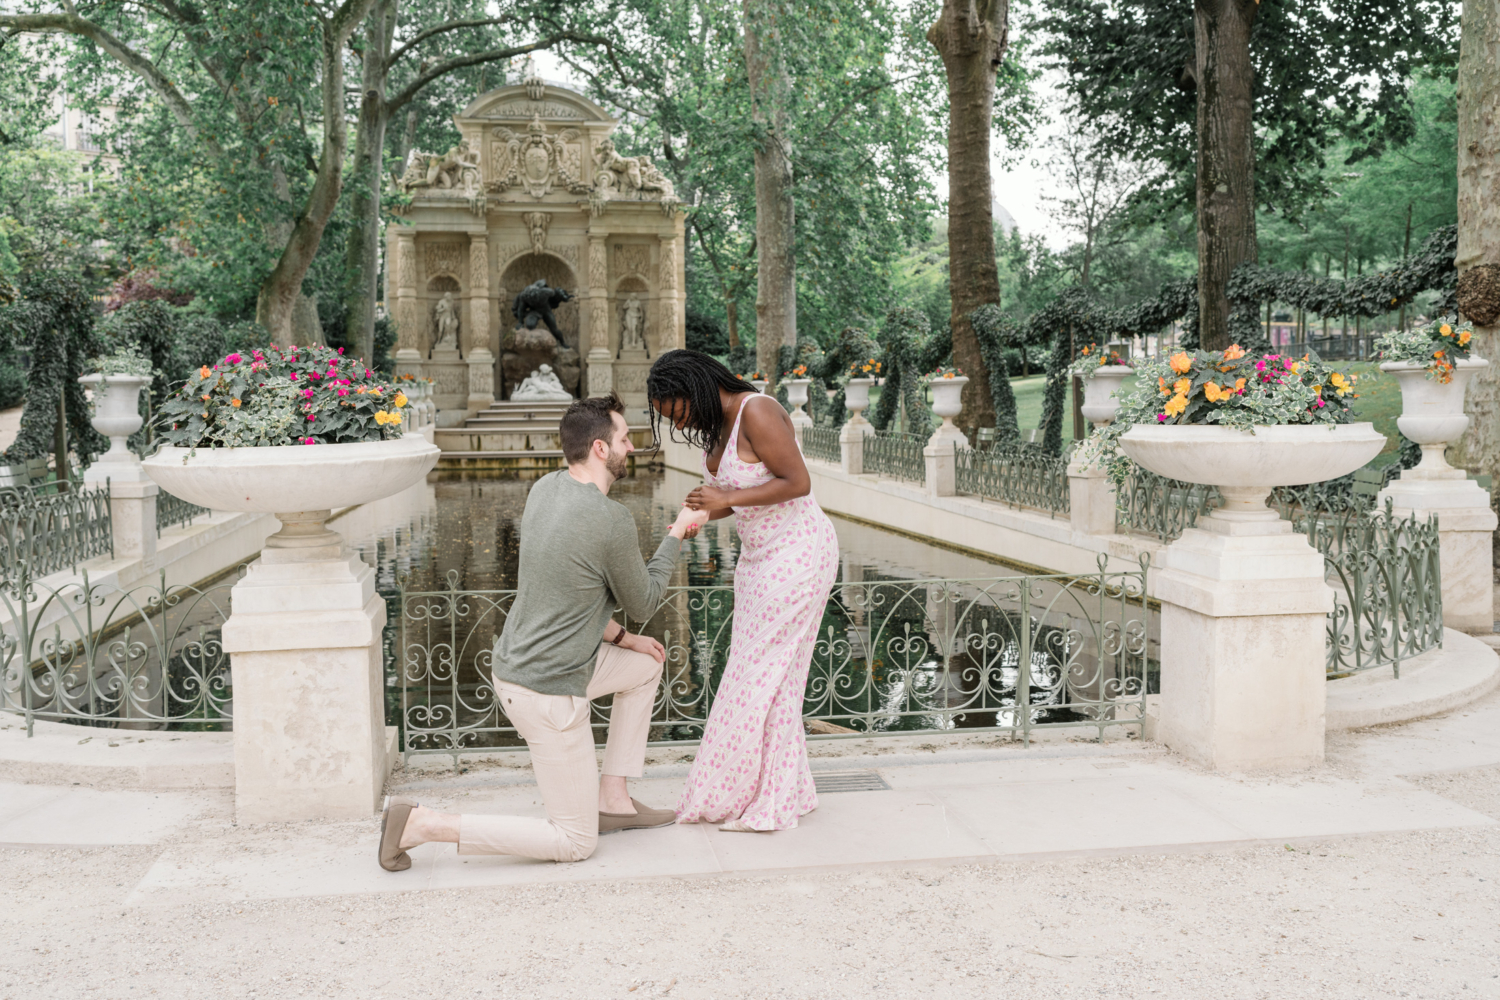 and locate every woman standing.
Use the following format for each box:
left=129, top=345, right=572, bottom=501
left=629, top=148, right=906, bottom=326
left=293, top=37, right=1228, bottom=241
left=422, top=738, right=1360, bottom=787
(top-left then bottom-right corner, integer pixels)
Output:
left=647, top=350, right=840, bottom=832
